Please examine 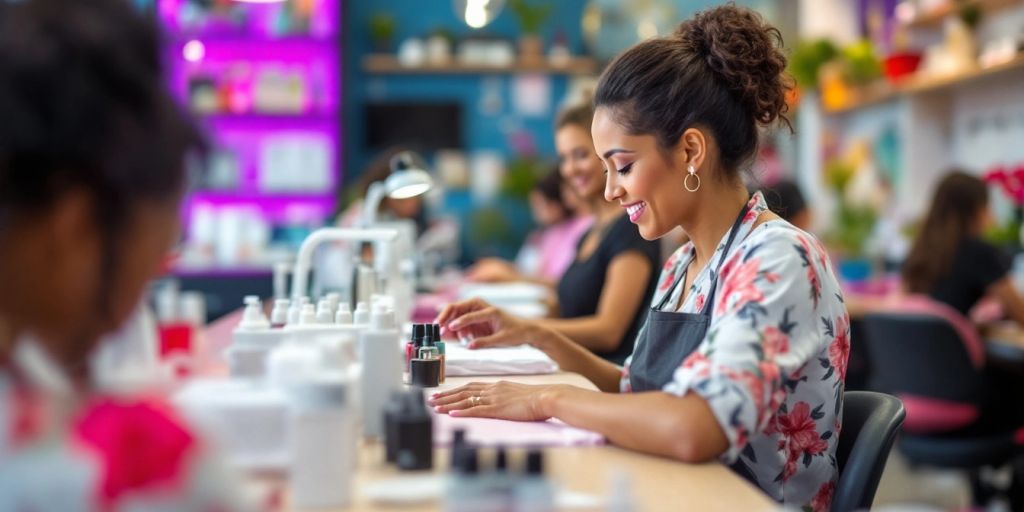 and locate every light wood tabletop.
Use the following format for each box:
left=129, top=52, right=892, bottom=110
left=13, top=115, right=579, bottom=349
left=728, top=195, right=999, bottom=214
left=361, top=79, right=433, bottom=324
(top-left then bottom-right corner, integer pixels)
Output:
left=306, top=372, right=778, bottom=512
left=204, top=311, right=778, bottom=511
